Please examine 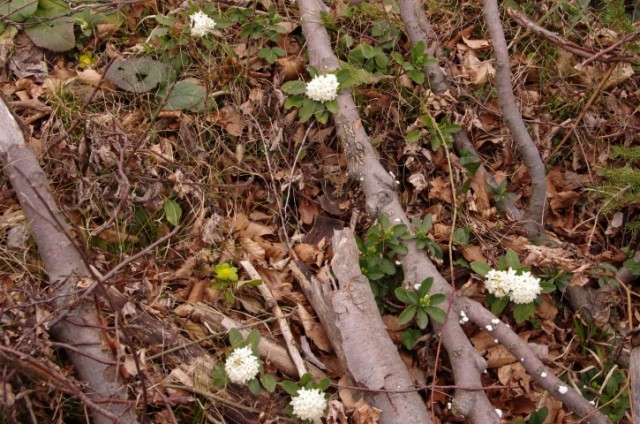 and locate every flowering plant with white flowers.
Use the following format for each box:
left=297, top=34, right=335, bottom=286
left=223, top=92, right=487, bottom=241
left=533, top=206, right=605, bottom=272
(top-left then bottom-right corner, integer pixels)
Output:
left=290, top=388, right=328, bottom=421
left=282, top=70, right=340, bottom=124
left=211, top=329, right=277, bottom=395
left=471, top=250, right=544, bottom=323
left=305, top=74, right=340, bottom=103
left=189, top=11, right=216, bottom=38
left=225, top=346, right=260, bottom=384
left=281, top=373, right=330, bottom=422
